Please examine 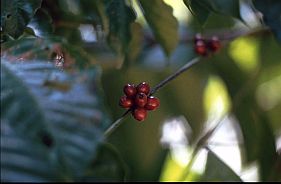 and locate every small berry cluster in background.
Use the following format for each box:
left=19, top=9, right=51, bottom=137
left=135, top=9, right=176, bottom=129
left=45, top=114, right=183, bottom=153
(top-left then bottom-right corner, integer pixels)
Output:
left=194, top=33, right=221, bottom=56
left=119, top=82, right=160, bottom=121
